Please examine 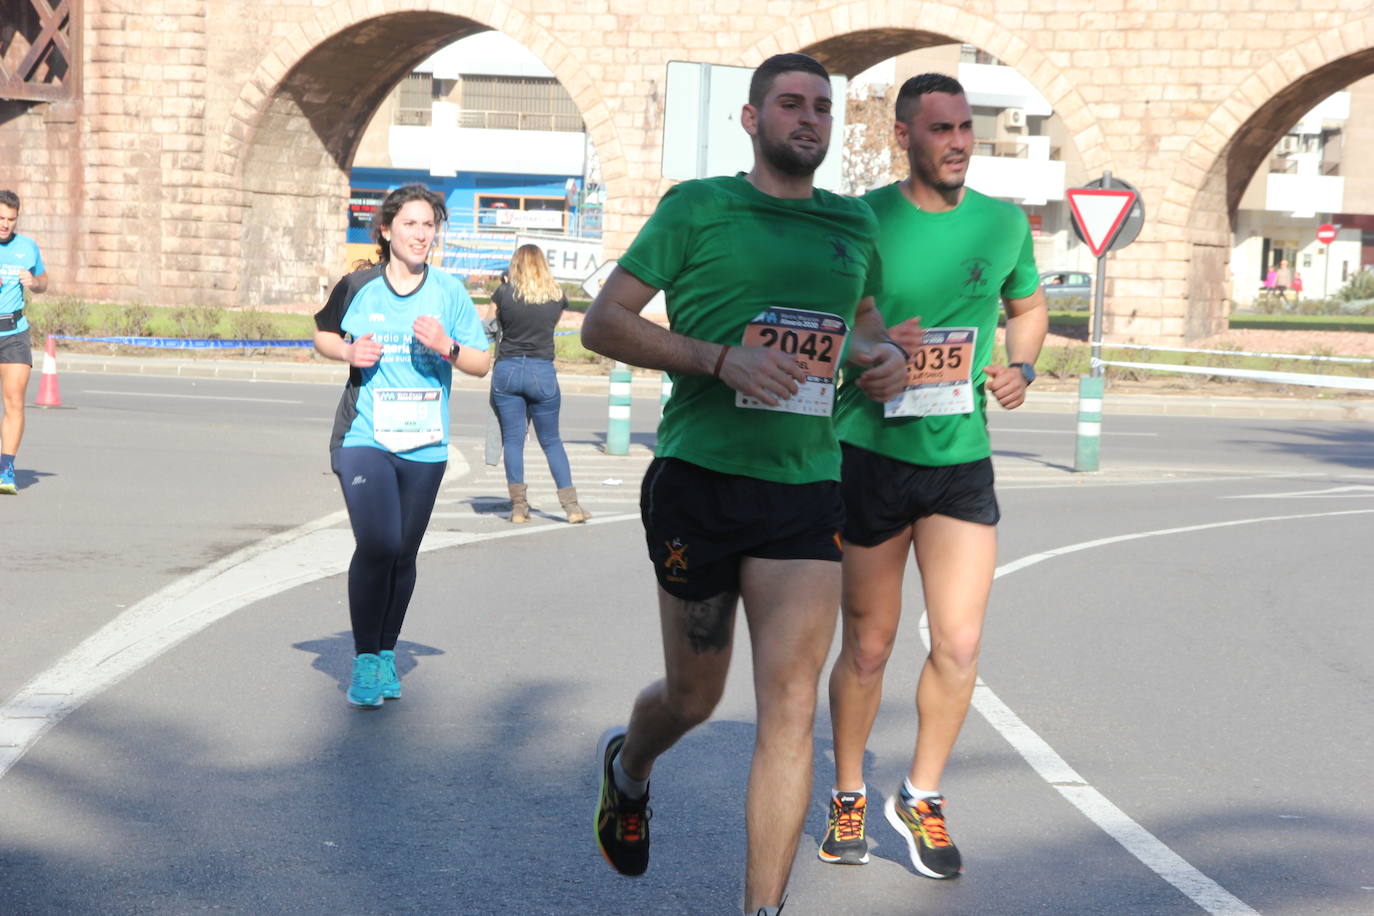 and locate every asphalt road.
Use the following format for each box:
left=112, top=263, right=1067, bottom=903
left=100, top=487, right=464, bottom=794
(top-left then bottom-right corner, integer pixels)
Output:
left=1, top=371, right=1372, bottom=915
